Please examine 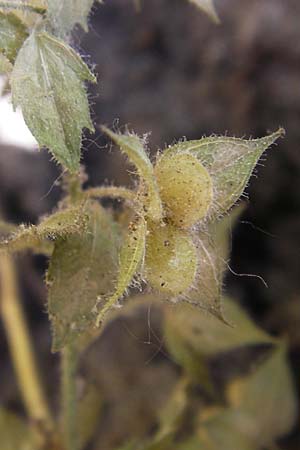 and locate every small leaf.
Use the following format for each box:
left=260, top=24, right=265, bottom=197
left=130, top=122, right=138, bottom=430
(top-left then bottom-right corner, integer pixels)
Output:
left=47, top=202, right=120, bottom=351
left=165, top=129, right=284, bottom=217
left=0, top=408, right=37, bottom=450
left=0, top=11, right=28, bottom=61
left=187, top=0, right=220, bottom=23
left=197, top=411, right=257, bottom=450
left=0, top=206, right=88, bottom=254
left=227, top=344, right=297, bottom=444
left=47, top=0, right=102, bottom=36
left=102, top=126, right=163, bottom=222
left=0, top=52, right=12, bottom=73
left=164, top=298, right=273, bottom=382
left=96, top=214, right=147, bottom=326
left=11, top=31, right=96, bottom=173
